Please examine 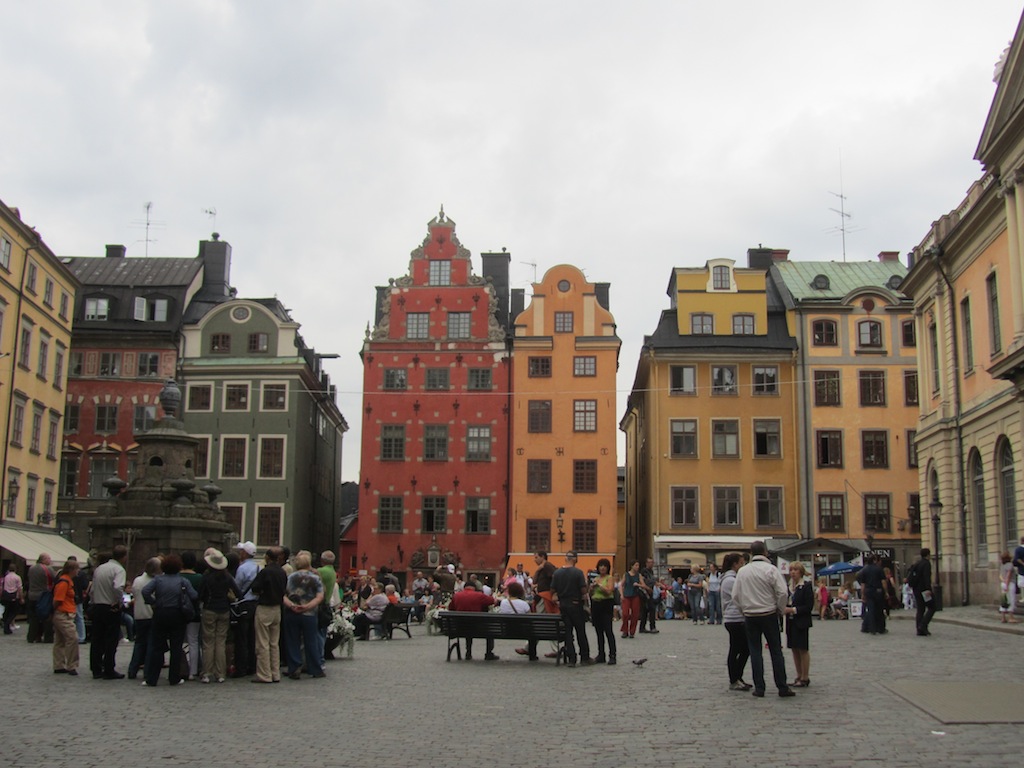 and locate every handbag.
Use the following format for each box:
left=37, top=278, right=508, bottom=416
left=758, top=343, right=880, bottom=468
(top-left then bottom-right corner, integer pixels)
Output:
left=318, top=602, right=334, bottom=630
left=1001, top=593, right=1010, bottom=609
